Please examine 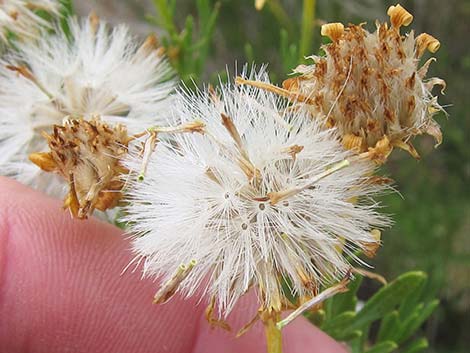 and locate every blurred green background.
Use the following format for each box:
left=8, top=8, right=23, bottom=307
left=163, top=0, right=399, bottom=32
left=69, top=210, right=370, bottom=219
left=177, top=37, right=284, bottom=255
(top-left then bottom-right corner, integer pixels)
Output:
left=77, top=1, right=469, bottom=351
